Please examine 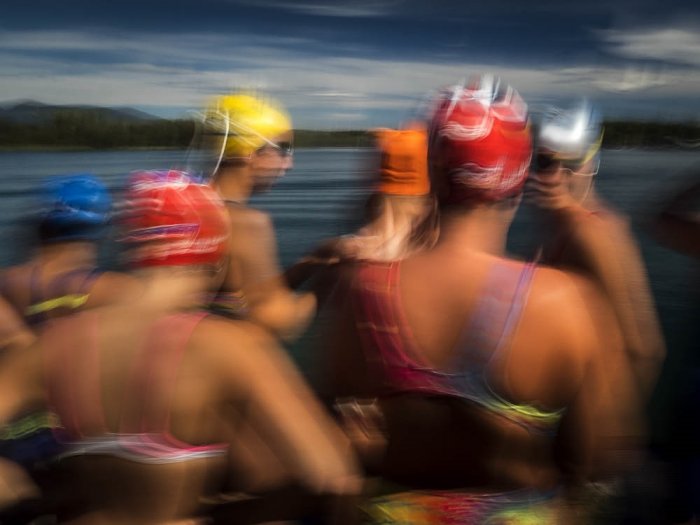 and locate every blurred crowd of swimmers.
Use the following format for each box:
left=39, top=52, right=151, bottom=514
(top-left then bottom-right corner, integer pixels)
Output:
left=0, top=74, right=698, bottom=524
